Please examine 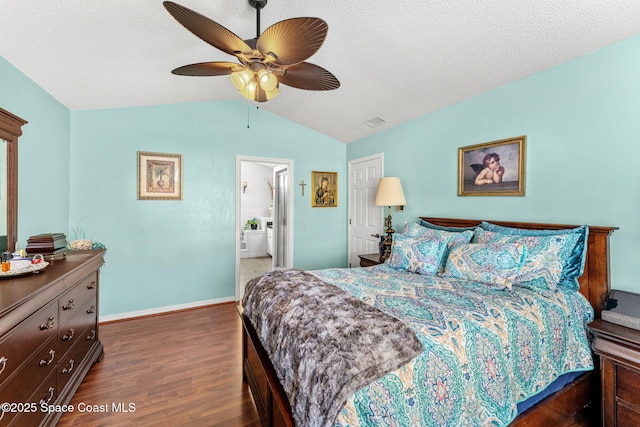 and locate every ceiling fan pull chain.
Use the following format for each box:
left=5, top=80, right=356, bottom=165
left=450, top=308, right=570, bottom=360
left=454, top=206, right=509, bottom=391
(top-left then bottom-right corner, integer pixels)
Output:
left=246, top=102, right=260, bottom=129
